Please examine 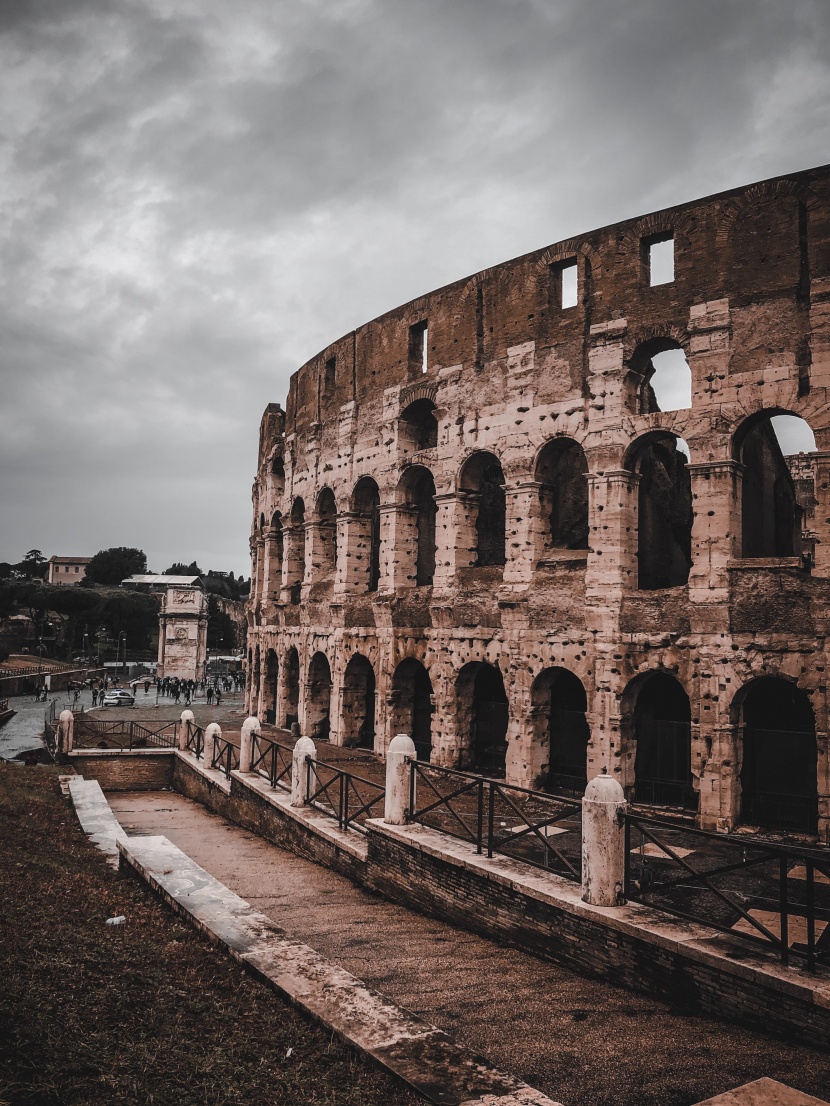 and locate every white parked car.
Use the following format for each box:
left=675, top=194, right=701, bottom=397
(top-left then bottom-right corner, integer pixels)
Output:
left=101, top=689, right=135, bottom=707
